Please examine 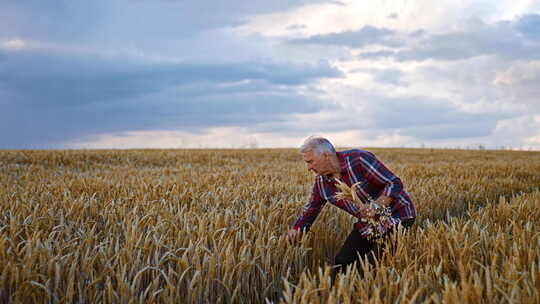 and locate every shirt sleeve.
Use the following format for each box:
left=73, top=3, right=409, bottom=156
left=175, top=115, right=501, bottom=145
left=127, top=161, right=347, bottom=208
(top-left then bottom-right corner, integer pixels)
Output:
left=292, top=179, right=327, bottom=232
left=357, top=151, right=403, bottom=199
